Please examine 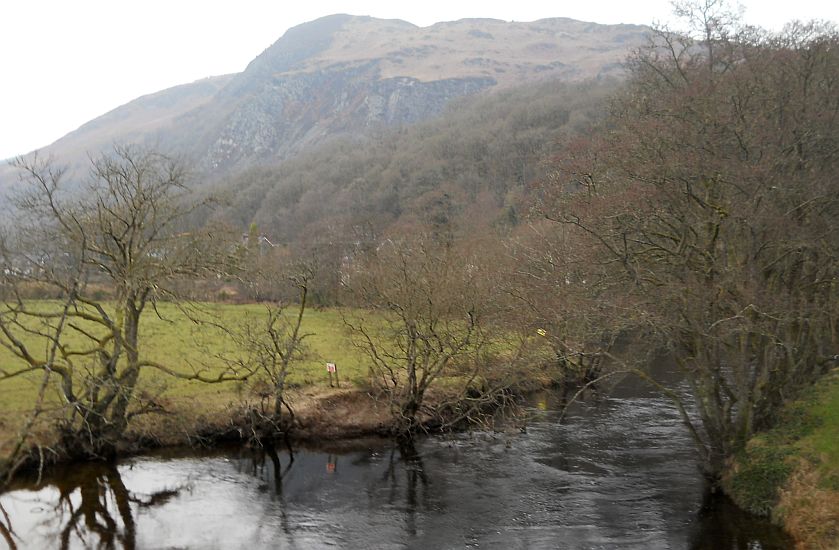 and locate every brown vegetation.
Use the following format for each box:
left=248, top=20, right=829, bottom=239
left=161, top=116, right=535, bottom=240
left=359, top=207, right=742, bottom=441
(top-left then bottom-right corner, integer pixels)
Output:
left=777, top=461, right=839, bottom=549
left=342, top=233, right=525, bottom=434
left=537, top=3, right=839, bottom=480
